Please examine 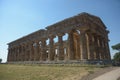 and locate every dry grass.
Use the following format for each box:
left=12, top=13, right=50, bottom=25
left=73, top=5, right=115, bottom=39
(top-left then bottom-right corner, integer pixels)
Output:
left=0, top=64, right=100, bottom=80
